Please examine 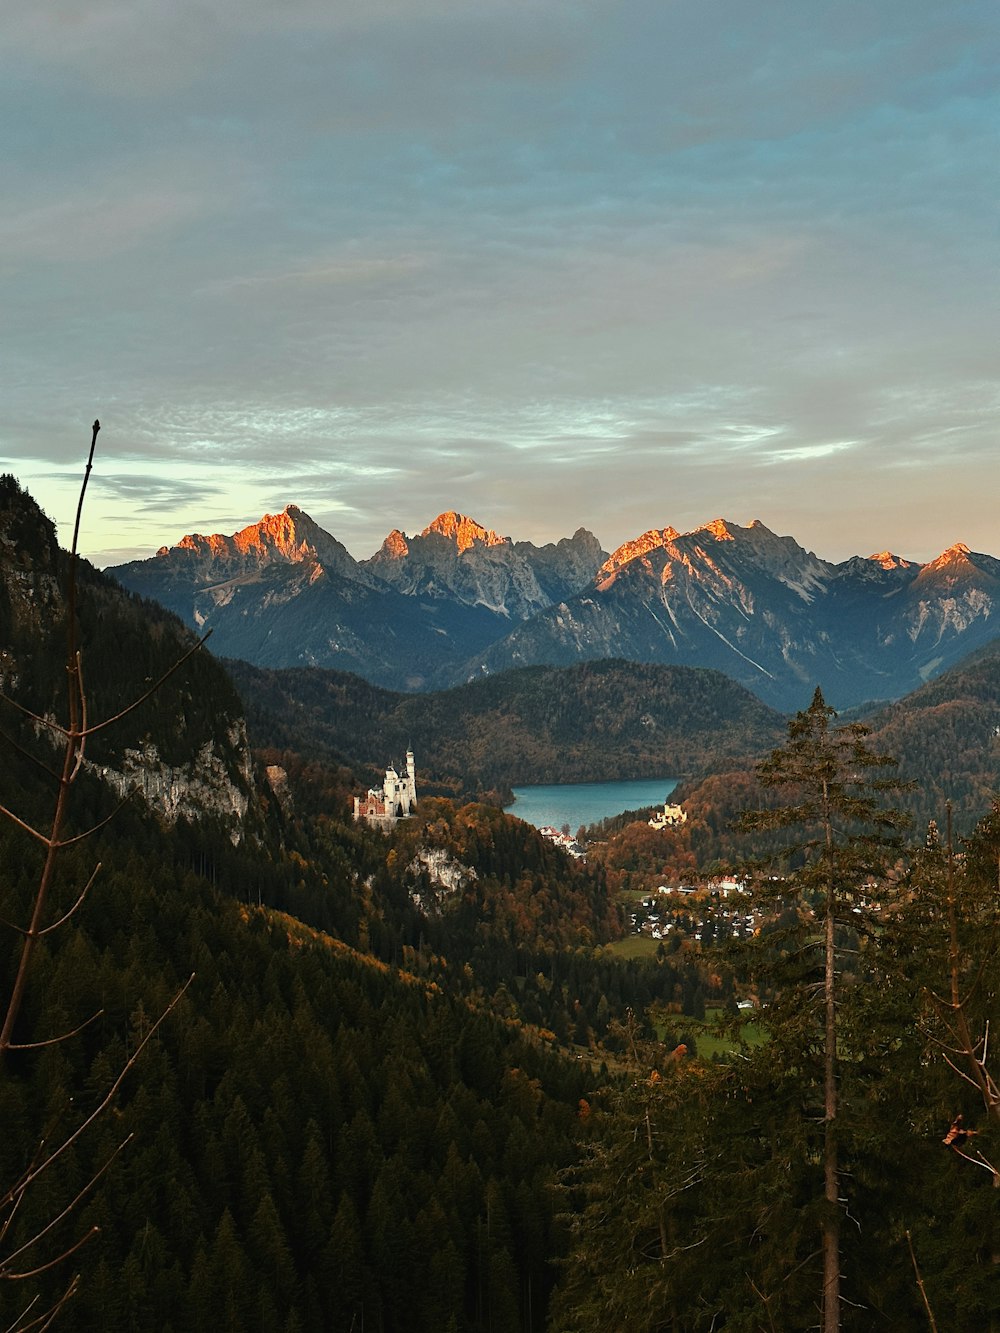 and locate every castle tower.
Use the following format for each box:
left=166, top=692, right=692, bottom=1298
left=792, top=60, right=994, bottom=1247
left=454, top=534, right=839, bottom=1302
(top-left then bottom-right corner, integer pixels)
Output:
left=352, top=752, right=417, bottom=828
left=384, top=764, right=399, bottom=814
